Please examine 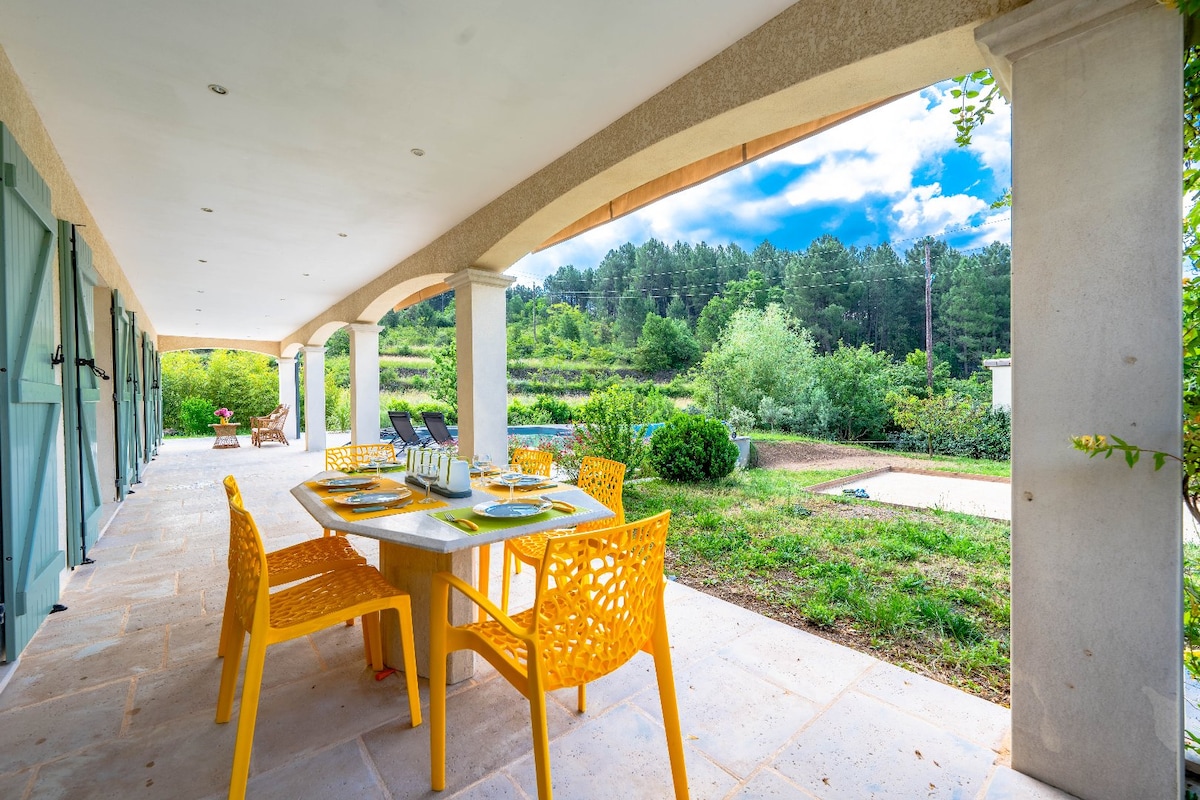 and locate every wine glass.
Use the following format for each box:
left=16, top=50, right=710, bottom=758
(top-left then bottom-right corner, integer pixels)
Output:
left=368, top=456, right=385, bottom=479
left=498, top=463, right=523, bottom=503
left=416, top=463, right=441, bottom=504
